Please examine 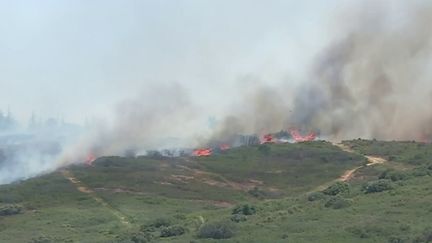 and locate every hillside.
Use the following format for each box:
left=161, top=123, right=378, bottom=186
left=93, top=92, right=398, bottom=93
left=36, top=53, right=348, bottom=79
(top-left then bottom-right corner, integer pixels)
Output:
left=1, top=140, right=432, bottom=242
